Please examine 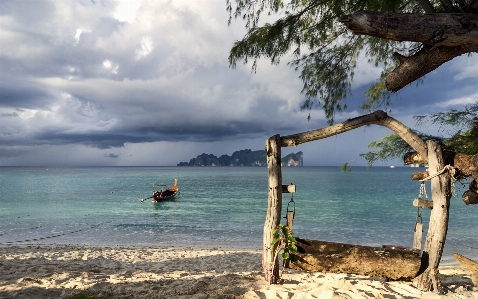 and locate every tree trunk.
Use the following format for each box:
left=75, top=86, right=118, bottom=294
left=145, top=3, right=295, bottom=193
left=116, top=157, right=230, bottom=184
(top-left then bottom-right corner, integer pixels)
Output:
left=263, top=134, right=282, bottom=284
left=290, top=238, right=421, bottom=280
left=413, top=141, right=452, bottom=292
left=339, top=11, right=478, bottom=92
